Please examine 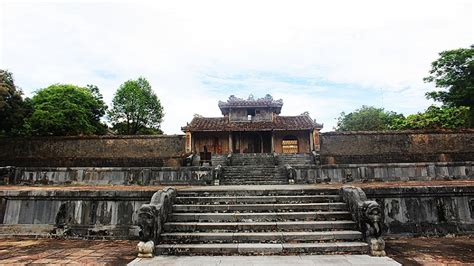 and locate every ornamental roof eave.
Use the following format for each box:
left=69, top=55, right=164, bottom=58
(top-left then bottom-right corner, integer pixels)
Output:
left=182, top=115, right=323, bottom=132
